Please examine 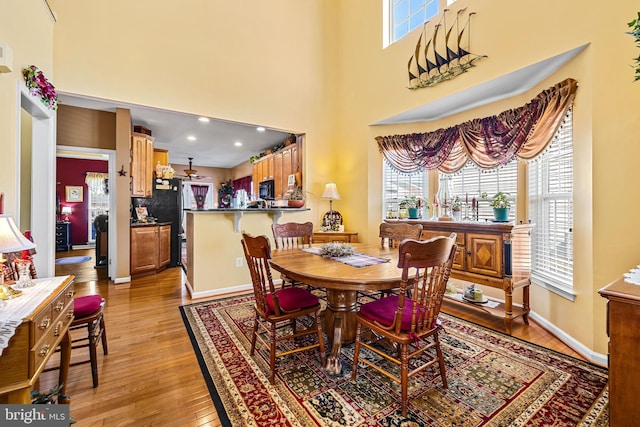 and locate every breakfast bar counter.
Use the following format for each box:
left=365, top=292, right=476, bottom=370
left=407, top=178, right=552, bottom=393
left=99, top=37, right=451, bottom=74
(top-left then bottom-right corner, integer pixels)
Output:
left=184, top=208, right=311, bottom=298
